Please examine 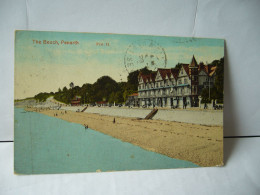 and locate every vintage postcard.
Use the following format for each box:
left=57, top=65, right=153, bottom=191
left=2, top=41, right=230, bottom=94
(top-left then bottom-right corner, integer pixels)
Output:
left=14, top=31, right=224, bottom=174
